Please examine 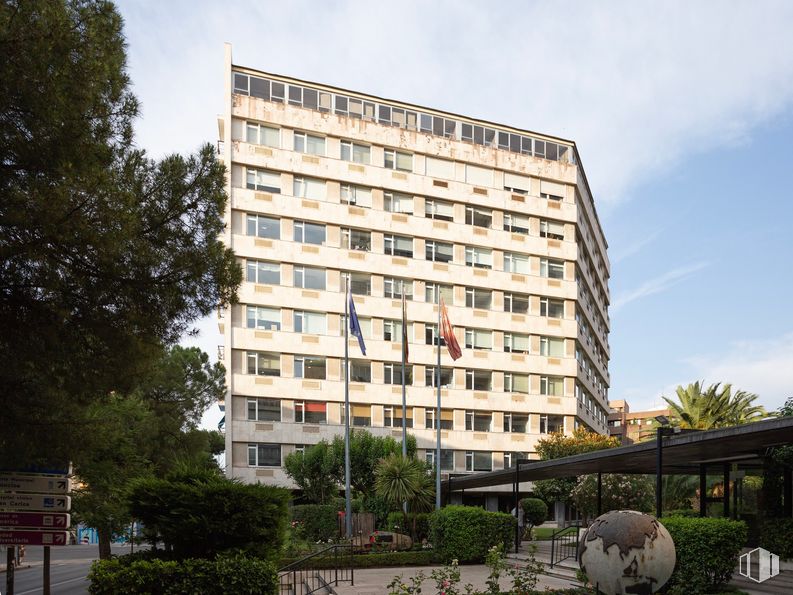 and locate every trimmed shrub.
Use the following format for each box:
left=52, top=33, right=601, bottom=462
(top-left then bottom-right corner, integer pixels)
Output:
left=666, top=508, right=698, bottom=518
left=660, top=516, right=747, bottom=593
left=88, top=552, right=277, bottom=594
left=128, top=474, right=289, bottom=561
left=429, top=505, right=516, bottom=563
left=760, top=517, right=793, bottom=560
left=279, top=549, right=437, bottom=569
left=384, top=511, right=431, bottom=541
left=291, top=504, right=339, bottom=543
left=520, top=498, right=548, bottom=529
